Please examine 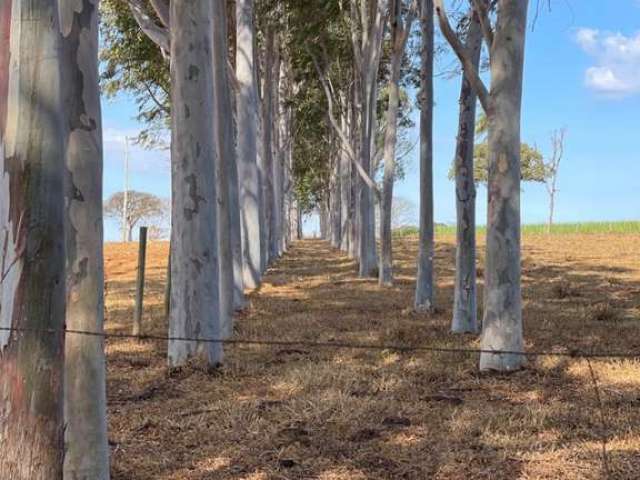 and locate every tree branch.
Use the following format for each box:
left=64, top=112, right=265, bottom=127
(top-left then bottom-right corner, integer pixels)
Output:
left=309, top=51, right=380, bottom=197
left=471, top=0, right=494, bottom=48
left=149, top=0, right=170, bottom=28
left=126, top=0, right=170, bottom=55
left=433, top=0, right=492, bottom=114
